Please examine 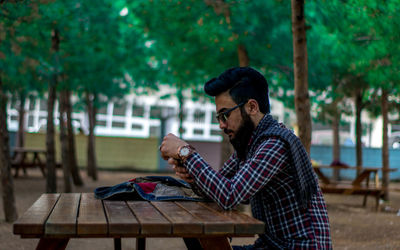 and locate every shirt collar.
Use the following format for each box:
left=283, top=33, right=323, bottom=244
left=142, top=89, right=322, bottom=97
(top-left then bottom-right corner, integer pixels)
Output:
left=248, top=114, right=276, bottom=146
